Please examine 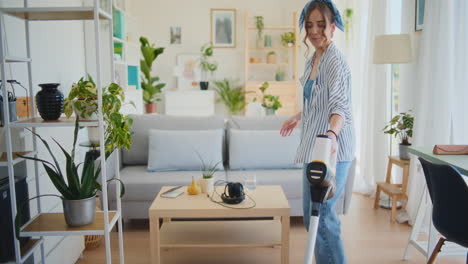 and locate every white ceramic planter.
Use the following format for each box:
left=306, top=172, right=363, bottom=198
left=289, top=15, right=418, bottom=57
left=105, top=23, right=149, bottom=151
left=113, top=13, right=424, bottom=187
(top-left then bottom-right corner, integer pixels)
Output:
left=199, top=177, right=215, bottom=196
